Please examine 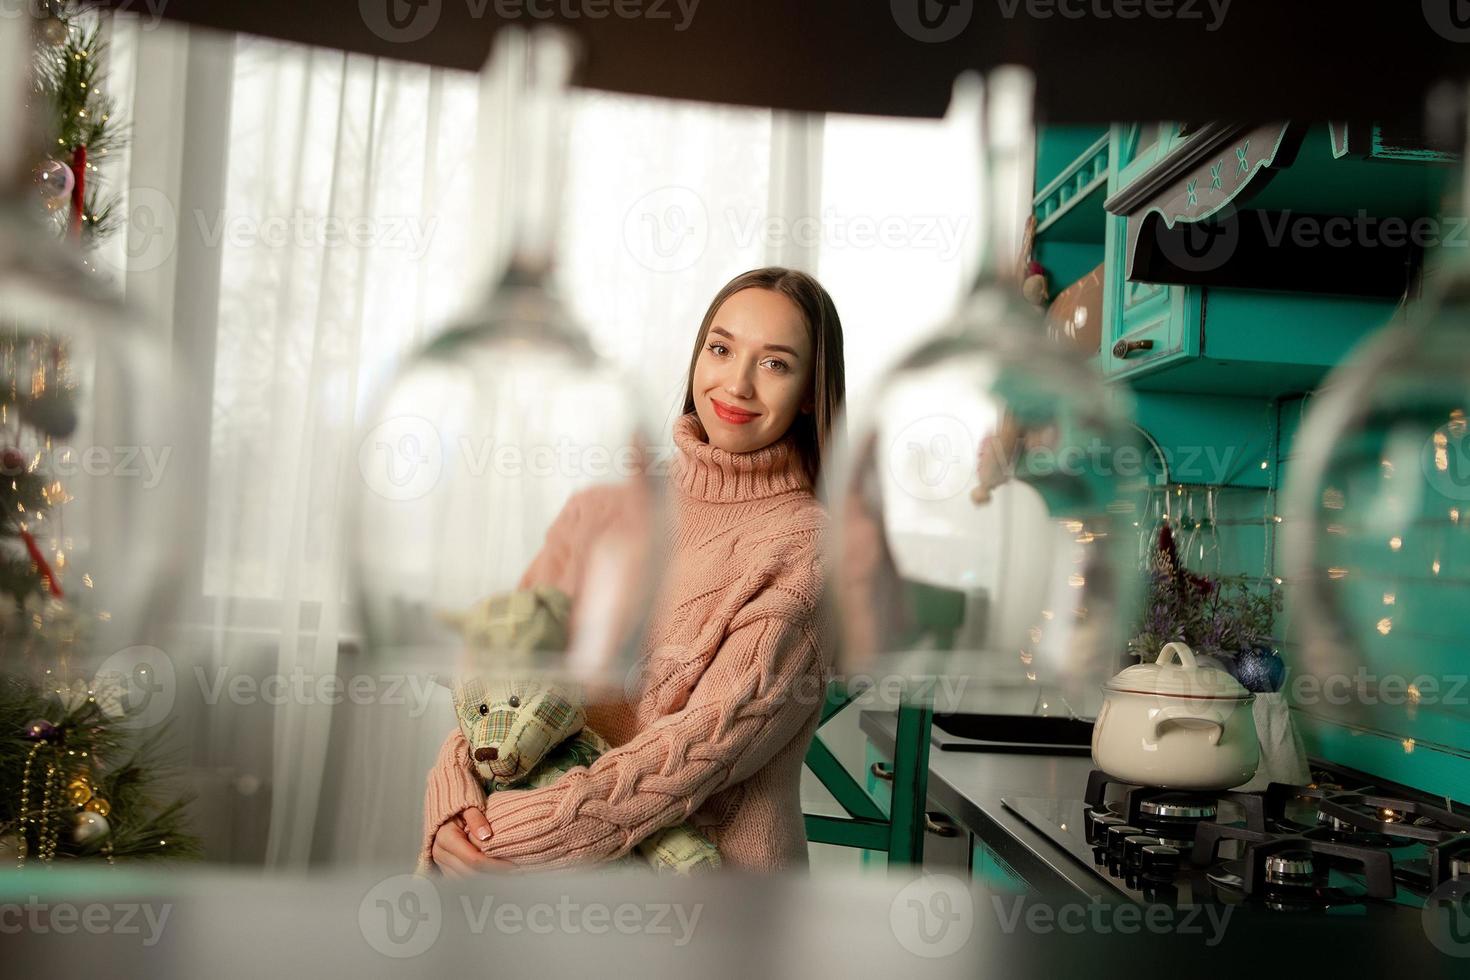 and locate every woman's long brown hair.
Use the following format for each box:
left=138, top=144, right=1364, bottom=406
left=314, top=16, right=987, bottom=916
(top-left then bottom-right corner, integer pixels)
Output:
left=681, top=267, right=846, bottom=493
